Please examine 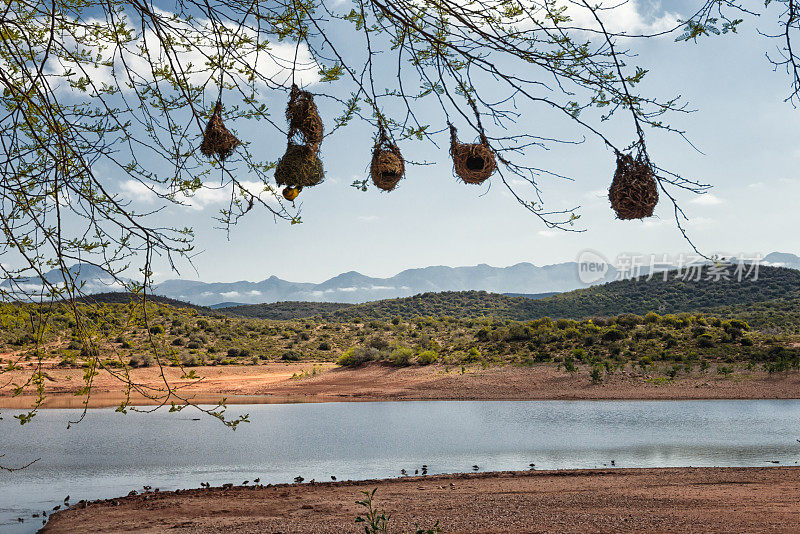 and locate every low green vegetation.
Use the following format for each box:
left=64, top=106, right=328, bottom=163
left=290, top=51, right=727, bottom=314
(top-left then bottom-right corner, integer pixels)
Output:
left=355, top=488, right=441, bottom=534
left=2, top=265, right=799, bottom=386
left=1, top=293, right=798, bottom=385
